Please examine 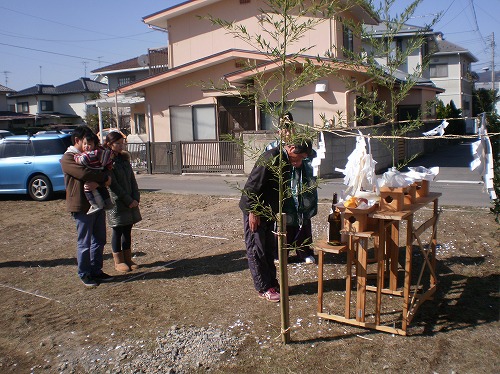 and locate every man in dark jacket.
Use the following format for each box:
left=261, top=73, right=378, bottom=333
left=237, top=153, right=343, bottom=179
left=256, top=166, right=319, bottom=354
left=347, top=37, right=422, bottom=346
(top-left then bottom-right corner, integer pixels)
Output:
left=60, top=126, right=112, bottom=287
left=239, top=141, right=313, bottom=302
